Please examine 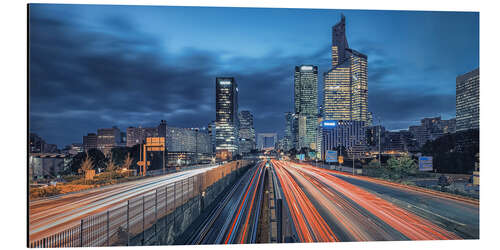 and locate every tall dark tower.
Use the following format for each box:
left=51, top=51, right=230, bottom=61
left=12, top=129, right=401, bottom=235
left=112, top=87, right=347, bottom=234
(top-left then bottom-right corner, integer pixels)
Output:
left=324, top=14, right=368, bottom=122
left=331, top=14, right=349, bottom=68
left=215, top=77, right=239, bottom=155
